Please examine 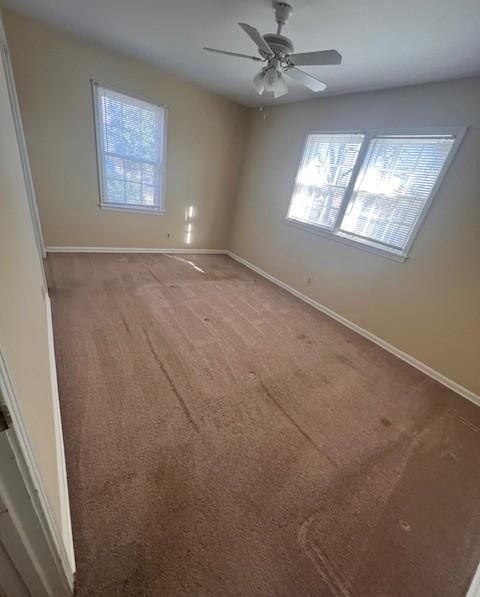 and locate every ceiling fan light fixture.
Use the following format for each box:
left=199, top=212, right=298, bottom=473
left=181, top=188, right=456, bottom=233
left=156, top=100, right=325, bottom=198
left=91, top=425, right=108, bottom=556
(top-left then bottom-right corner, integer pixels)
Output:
left=263, top=67, right=279, bottom=92
left=274, top=72, right=288, bottom=98
left=253, top=70, right=265, bottom=95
